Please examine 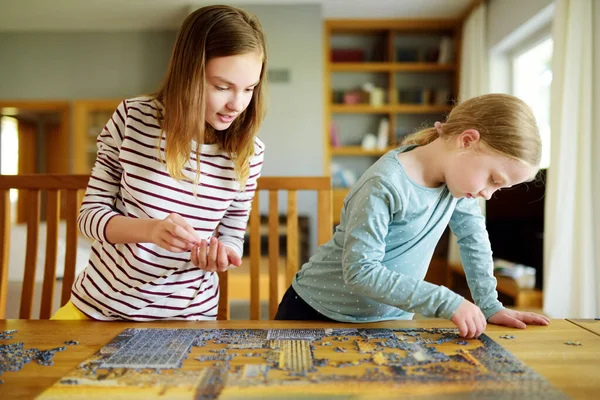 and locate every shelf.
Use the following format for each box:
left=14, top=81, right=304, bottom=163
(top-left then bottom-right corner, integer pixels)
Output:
left=331, top=104, right=452, bottom=114
left=330, top=146, right=395, bottom=156
left=329, top=62, right=456, bottom=73
left=449, top=263, right=543, bottom=308
left=73, top=99, right=122, bottom=174
left=333, top=187, right=351, bottom=194
left=326, top=19, right=459, bottom=32
left=324, top=18, right=462, bottom=229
